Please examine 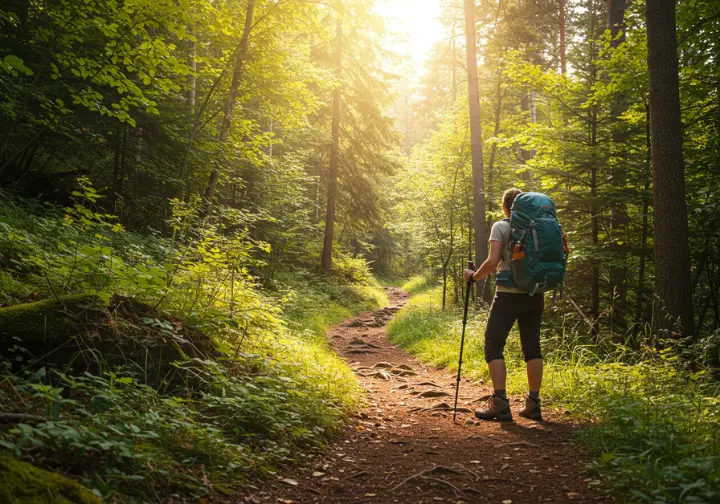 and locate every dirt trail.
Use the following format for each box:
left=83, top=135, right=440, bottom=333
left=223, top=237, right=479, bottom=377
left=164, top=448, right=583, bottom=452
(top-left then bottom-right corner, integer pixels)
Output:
left=249, top=288, right=610, bottom=504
